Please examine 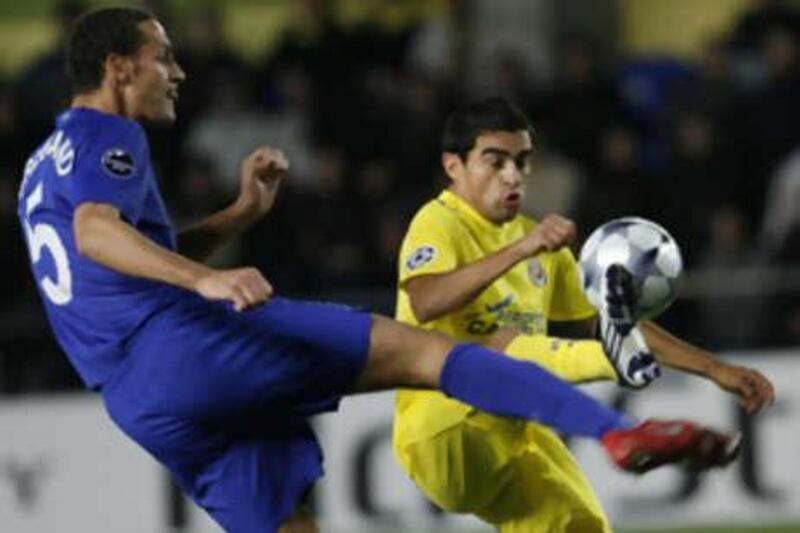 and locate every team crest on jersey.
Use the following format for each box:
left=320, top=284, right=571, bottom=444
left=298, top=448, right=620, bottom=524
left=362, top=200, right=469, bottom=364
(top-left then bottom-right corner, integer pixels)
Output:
left=101, top=148, right=135, bottom=178
left=406, top=245, right=436, bottom=271
left=528, top=258, right=548, bottom=287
